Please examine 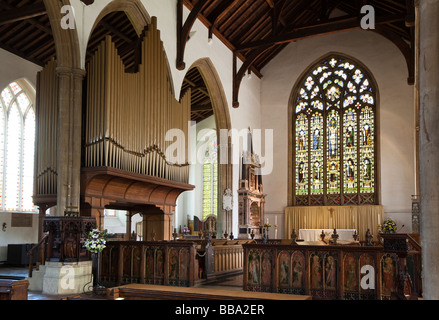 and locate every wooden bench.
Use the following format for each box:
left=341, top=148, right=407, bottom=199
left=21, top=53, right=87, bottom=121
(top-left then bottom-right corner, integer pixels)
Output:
left=0, top=279, right=29, bottom=300
left=107, top=283, right=312, bottom=300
